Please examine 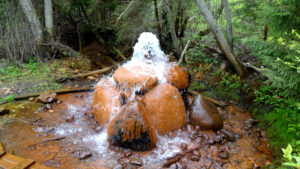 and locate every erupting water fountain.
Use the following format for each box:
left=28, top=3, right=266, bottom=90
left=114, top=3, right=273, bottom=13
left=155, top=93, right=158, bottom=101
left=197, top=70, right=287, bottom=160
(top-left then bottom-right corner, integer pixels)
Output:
left=92, top=32, right=223, bottom=151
